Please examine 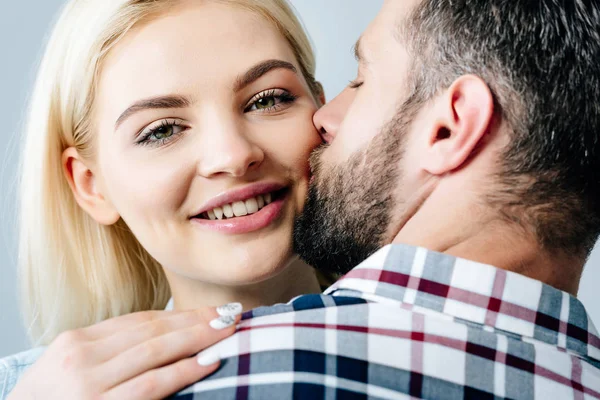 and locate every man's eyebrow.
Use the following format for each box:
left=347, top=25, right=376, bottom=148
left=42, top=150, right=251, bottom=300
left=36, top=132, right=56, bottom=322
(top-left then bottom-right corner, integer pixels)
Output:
left=233, top=59, right=297, bottom=92
left=115, top=95, right=192, bottom=130
left=353, top=37, right=365, bottom=63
